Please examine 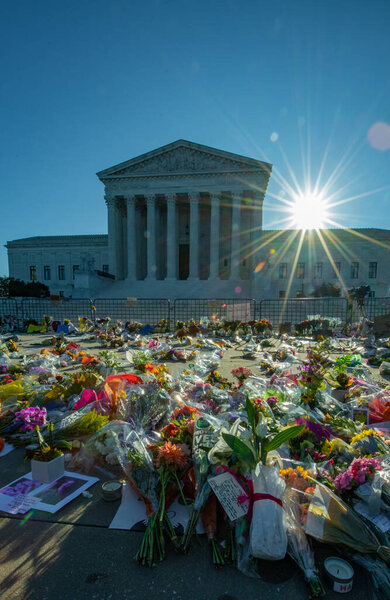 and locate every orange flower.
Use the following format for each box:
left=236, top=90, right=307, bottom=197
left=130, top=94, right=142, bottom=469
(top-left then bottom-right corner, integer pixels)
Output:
left=0, top=437, right=4, bottom=454
left=81, top=354, right=98, bottom=366
left=171, top=405, right=200, bottom=420
left=155, top=441, right=188, bottom=469
left=144, top=362, right=158, bottom=374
